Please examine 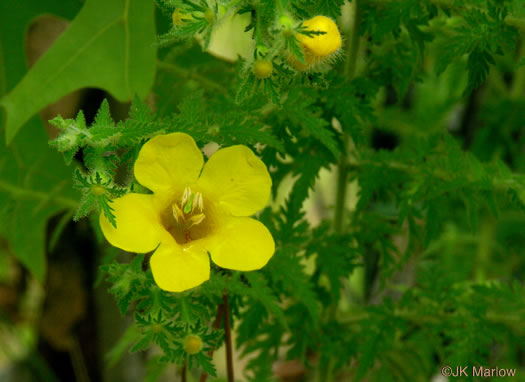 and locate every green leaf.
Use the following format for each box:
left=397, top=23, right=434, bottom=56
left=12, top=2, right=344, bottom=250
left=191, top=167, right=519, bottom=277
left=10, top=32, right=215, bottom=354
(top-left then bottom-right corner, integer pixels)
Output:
left=319, top=0, right=346, bottom=18
left=0, top=0, right=156, bottom=143
left=0, top=120, right=78, bottom=282
left=130, top=331, right=154, bottom=353
left=281, top=88, right=340, bottom=157
left=434, top=6, right=518, bottom=93
left=0, top=1, right=82, bottom=96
